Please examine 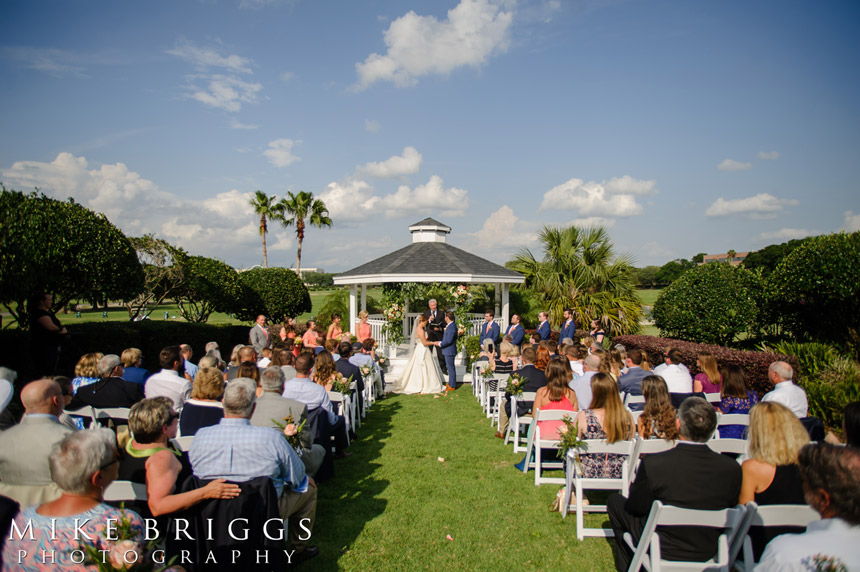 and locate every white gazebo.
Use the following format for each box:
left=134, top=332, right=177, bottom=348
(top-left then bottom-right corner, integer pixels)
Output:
left=333, top=218, right=525, bottom=351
